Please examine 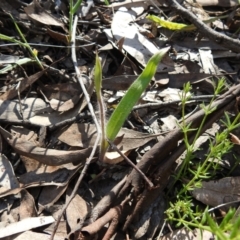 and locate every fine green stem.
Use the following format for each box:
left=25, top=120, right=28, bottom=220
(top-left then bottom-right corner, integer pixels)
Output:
left=7, top=14, right=43, bottom=69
